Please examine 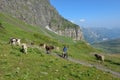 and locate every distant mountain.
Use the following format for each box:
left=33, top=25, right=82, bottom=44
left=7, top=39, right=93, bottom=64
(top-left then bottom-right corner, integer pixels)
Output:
left=92, top=38, right=120, bottom=53
left=82, top=27, right=120, bottom=43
